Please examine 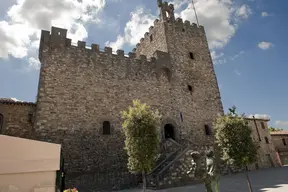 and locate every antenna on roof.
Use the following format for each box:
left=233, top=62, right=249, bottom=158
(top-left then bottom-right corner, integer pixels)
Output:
left=192, top=0, right=200, bottom=27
